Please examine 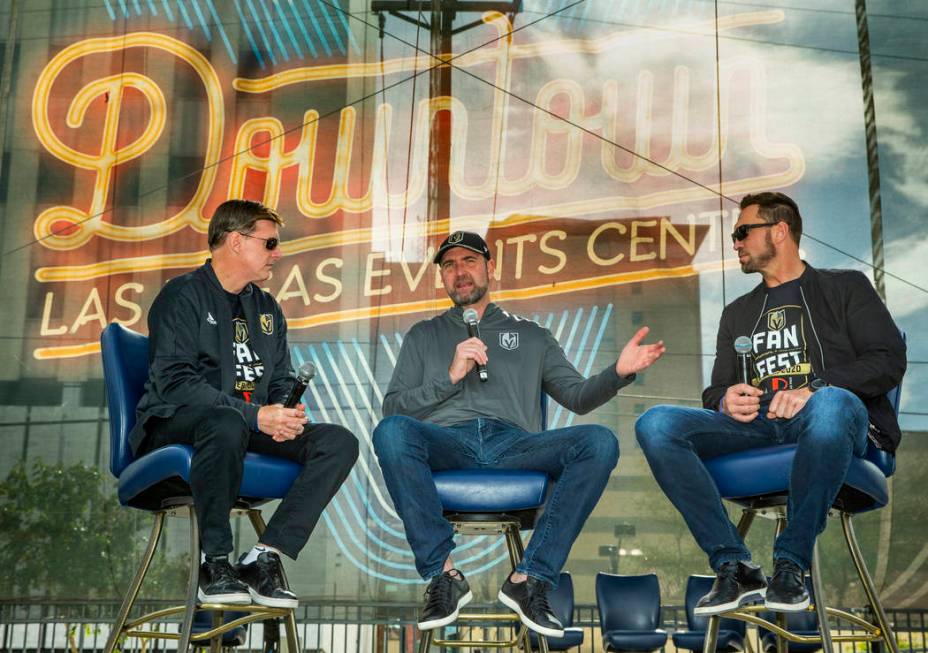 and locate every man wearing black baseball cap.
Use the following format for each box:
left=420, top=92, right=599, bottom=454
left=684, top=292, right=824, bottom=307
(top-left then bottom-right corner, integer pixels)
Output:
left=432, top=230, right=492, bottom=264
left=373, top=230, right=666, bottom=638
